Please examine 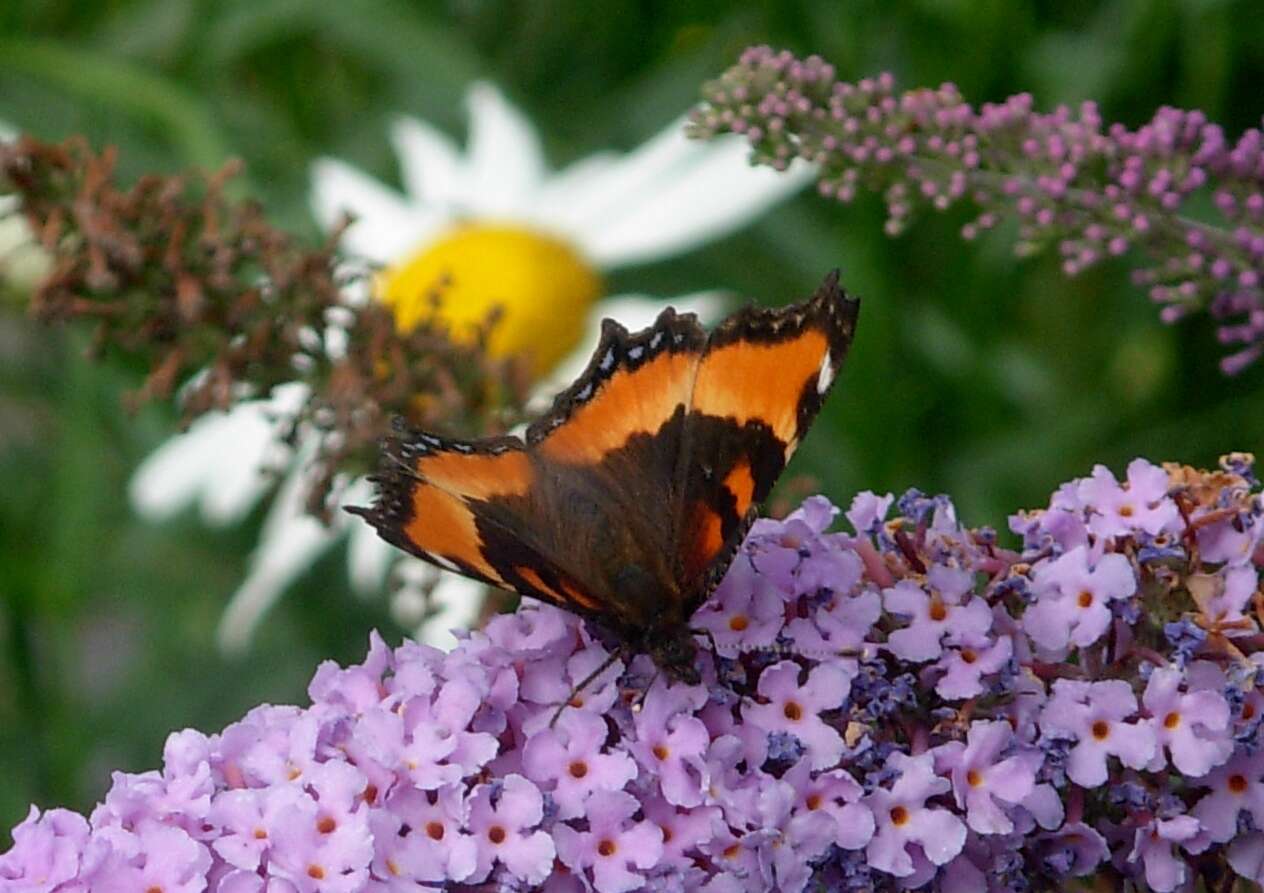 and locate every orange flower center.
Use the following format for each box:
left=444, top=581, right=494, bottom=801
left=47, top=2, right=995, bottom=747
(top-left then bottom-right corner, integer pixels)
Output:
left=652, top=744, right=670, bottom=761
left=929, top=599, right=948, bottom=622
left=961, top=649, right=978, bottom=664
left=1077, top=590, right=1093, bottom=608
left=488, top=825, right=507, bottom=845
left=1230, top=774, right=1250, bottom=794
left=729, top=614, right=750, bottom=632
left=967, top=769, right=984, bottom=788
left=569, top=760, right=589, bottom=779
left=890, top=806, right=910, bottom=826
left=426, top=821, right=445, bottom=841
left=307, top=865, right=326, bottom=880
left=1163, top=712, right=1181, bottom=730
left=1091, top=720, right=1110, bottom=740
left=783, top=702, right=803, bottom=722
left=805, top=794, right=822, bottom=811
left=1118, top=504, right=1135, bottom=518
left=316, top=816, right=336, bottom=834
left=597, top=839, right=617, bottom=857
